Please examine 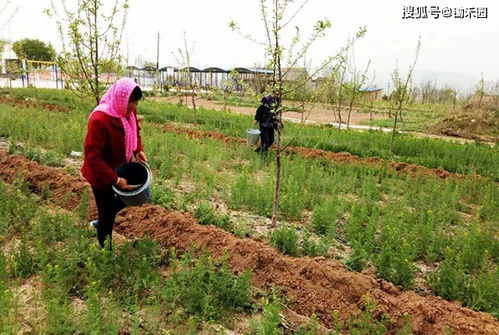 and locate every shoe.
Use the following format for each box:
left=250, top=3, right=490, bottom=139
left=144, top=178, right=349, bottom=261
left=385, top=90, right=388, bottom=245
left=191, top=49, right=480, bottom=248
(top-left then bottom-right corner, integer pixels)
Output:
left=90, top=220, right=99, bottom=229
